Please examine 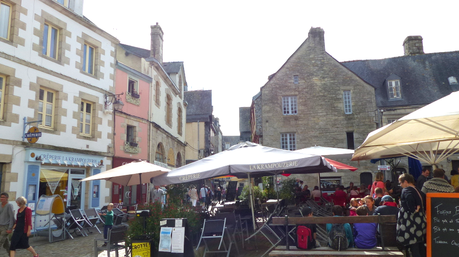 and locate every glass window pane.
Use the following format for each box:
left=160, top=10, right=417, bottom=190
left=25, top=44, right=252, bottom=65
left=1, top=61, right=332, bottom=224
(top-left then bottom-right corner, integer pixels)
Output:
left=80, top=101, right=84, bottom=112
left=83, top=44, right=87, bottom=71
left=0, top=3, right=11, bottom=39
left=0, top=76, right=3, bottom=90
left=39, top=89, right=44, bottom=100
left=88, top=46, right=94, bottom=74
left=38, top=102, right=43, bottom=112
left=50, top=27, right=58, bottom=58
left=86, top=103, right=91, bottom=114
left=80, top=112, right=83, bottom=122
left=46, top=103, right=52, bottom=115
left=79, top=123, right=82, bottom=133
left=47, top=91, right=53, bottom=103
left=85, top=124, right=90, bottom=134
left=85, top=113, right=90, bottom=123
left=38, top=113, right=42, bottom=124
left=42, top=24, right=49, bottom=55
left=45, top=115, right=52, bottom=126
